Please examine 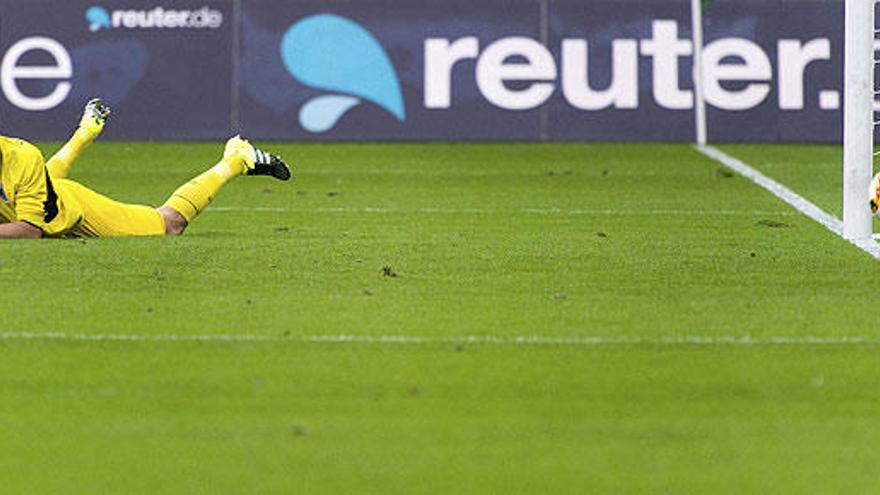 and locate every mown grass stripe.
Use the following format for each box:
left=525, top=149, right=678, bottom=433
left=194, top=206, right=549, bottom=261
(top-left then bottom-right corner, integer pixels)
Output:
left=209, top=206, right=796, bottom=216
left=2, top=332, right=879, bottom=346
